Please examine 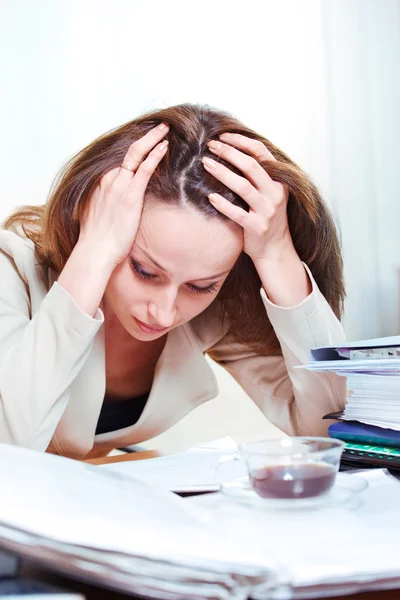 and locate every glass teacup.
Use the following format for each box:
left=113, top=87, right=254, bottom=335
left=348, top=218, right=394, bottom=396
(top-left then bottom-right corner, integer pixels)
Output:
left=215, top=437, right=345, bottom=501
